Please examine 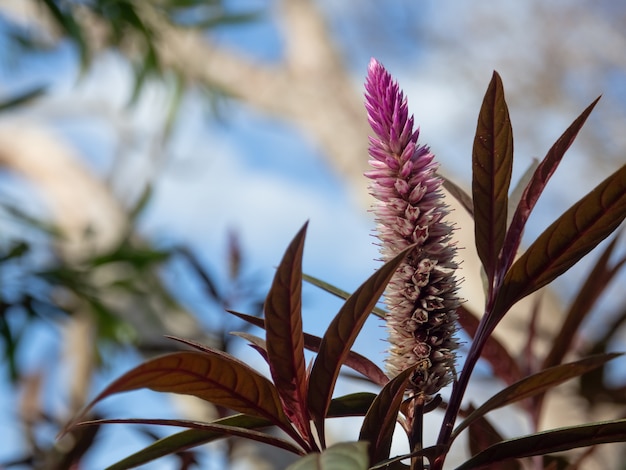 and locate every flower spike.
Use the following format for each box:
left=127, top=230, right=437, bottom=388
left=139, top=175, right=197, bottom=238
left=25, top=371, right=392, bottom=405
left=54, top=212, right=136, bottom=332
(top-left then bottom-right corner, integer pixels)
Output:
left=365, top=58, right=461, bottom=399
